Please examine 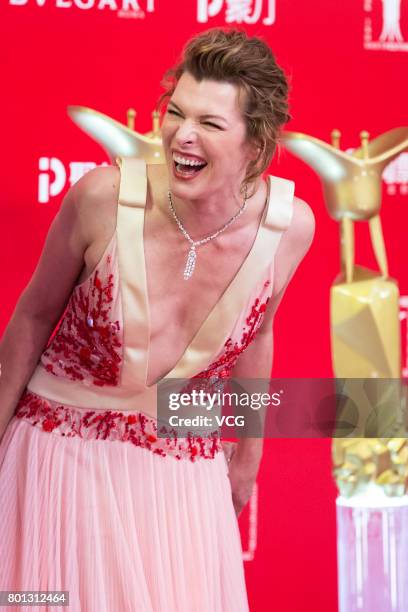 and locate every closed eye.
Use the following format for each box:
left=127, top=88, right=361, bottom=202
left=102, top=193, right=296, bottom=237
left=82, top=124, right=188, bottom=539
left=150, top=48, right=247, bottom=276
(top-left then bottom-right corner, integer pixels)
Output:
left=203, top=121, right=222, bottom=129
left=166, top=109, right=222, bottom=130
